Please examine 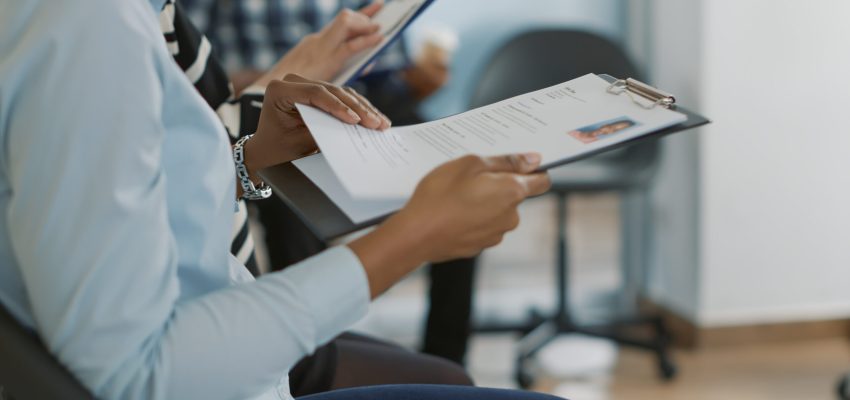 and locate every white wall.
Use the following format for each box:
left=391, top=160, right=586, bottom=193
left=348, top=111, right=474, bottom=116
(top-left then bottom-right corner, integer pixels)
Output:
left=634, top=0, right=850, bottom=327
left=698, top=0, right=850, bottom=326
left=629, top=0, right=706, bottom=323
